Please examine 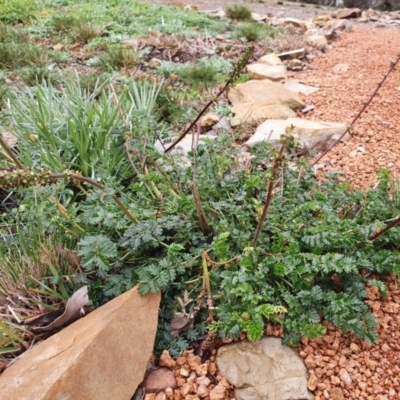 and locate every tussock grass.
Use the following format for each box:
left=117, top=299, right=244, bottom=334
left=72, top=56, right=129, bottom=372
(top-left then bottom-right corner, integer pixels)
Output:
left=225, top=4, right=252, bottom=21
left=97, top=44, right=141, bottom=71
